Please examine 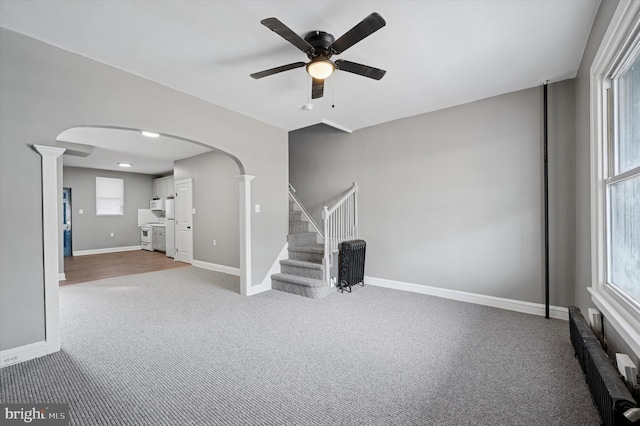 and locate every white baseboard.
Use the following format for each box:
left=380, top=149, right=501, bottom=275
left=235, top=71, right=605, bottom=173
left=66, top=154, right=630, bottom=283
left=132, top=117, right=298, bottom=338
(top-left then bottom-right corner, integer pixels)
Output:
left=1, top=341, right=47, bottom=368
left=249, top=243, right=288, bottom=296
left=365, top=276, right=569, bottom=321
left=192, top=260, right=240, bottom=276
left=58, top=272, right=66, bottom=281
left=73, top=245, right=141, bottom=256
